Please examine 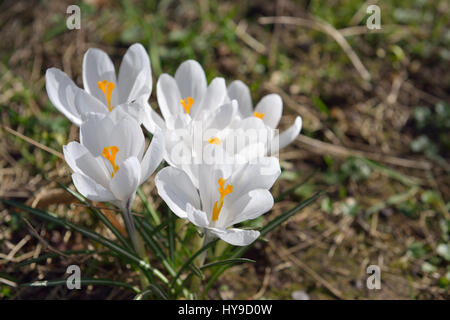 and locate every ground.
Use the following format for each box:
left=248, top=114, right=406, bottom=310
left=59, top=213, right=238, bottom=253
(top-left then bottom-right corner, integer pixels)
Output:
left=0, top=0, right=449, bottom=299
